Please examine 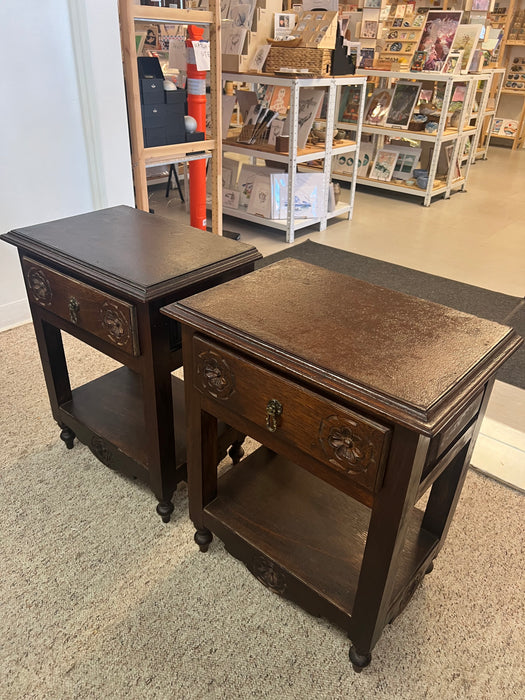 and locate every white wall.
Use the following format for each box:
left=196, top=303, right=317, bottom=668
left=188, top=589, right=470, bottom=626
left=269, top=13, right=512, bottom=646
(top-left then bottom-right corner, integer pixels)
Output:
left=0, top=0, right=134, bottom=331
